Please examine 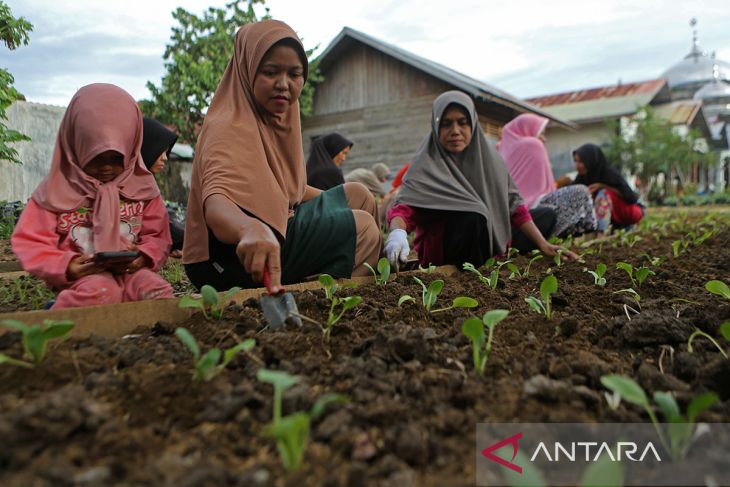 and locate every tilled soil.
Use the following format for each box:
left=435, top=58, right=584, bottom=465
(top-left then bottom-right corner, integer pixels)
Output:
left=1, top=223, right=729, bottom=486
